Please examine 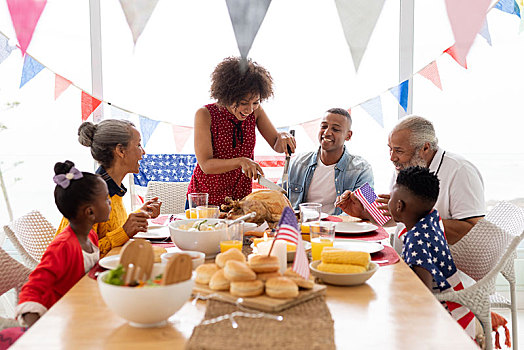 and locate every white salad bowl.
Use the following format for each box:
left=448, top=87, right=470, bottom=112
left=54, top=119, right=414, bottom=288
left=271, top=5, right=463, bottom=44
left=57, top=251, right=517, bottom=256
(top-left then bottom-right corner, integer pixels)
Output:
left=169, top=219, right=228, bottom=257
left=97, top=265, right=194, bottom=328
